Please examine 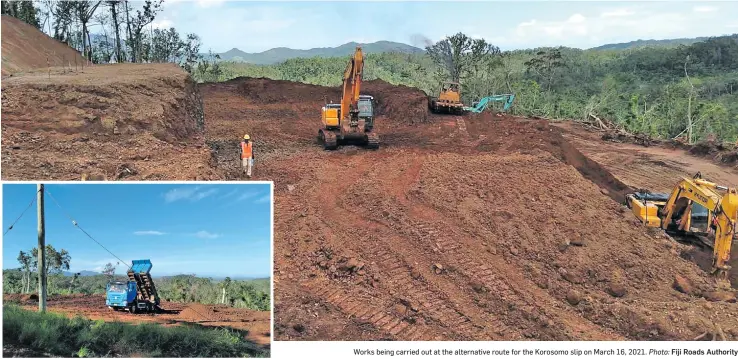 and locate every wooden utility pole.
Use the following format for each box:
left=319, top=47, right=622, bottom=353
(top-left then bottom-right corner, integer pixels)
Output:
left=37, top=184, right=47, bottom=313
